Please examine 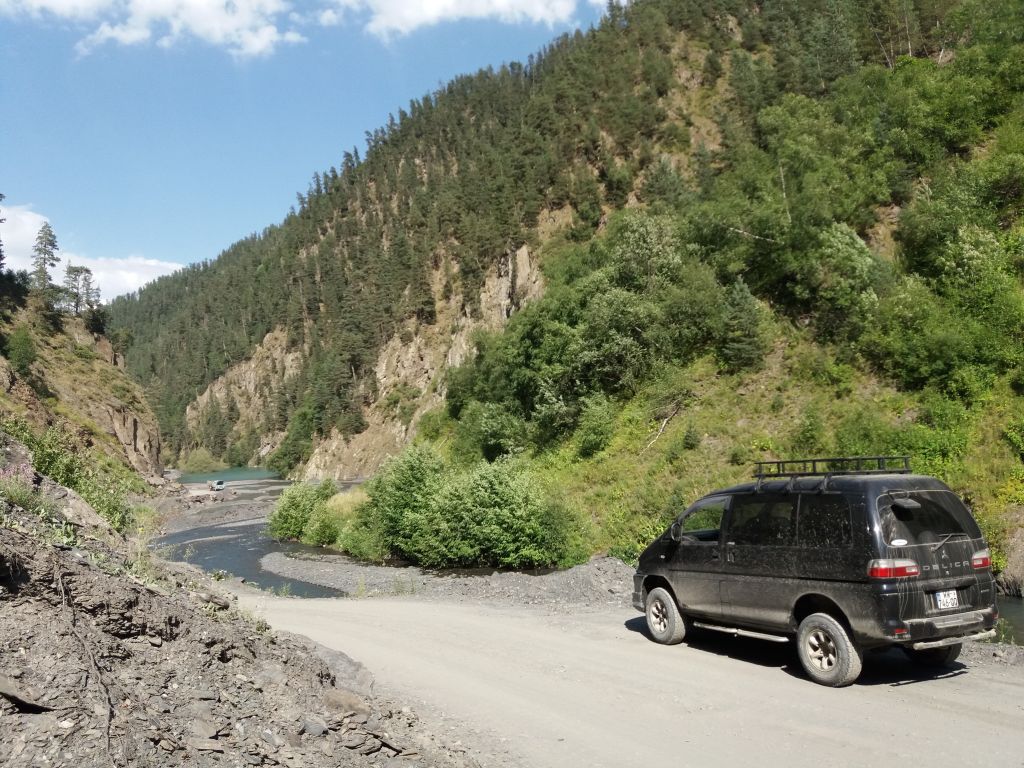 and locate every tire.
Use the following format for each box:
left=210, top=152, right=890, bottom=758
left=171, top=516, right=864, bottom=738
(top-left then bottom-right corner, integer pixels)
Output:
left=645, top=587, right=687, bottom=645
left=904, top=643, right=962, bottom=667
left=796, top=612, right=863, bottom=687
